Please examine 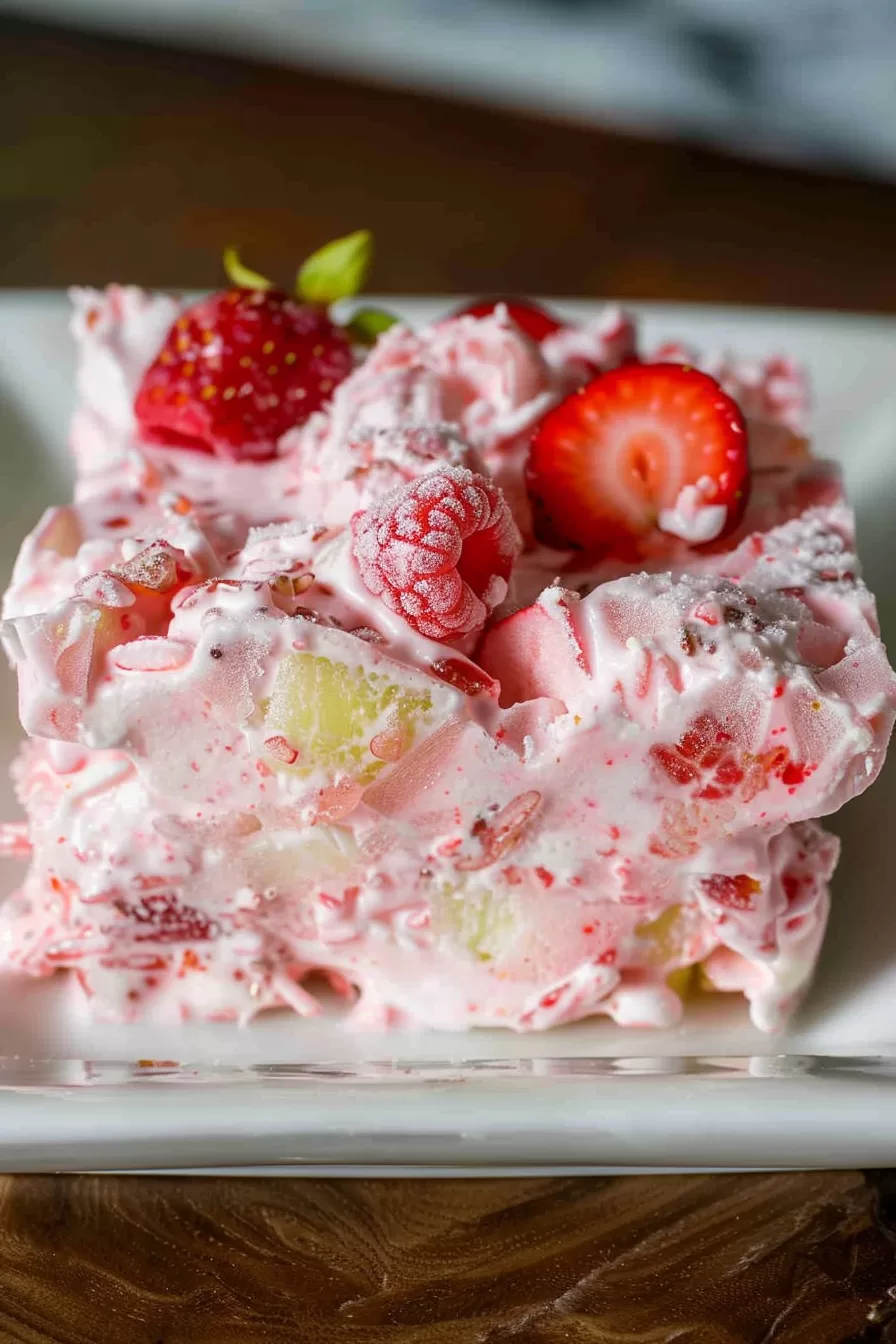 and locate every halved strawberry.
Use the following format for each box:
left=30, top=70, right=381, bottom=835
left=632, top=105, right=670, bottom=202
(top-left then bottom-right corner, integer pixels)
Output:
left=525, top=362, right=749, bottom=551
left=452, top=296, right=565, bottom=343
